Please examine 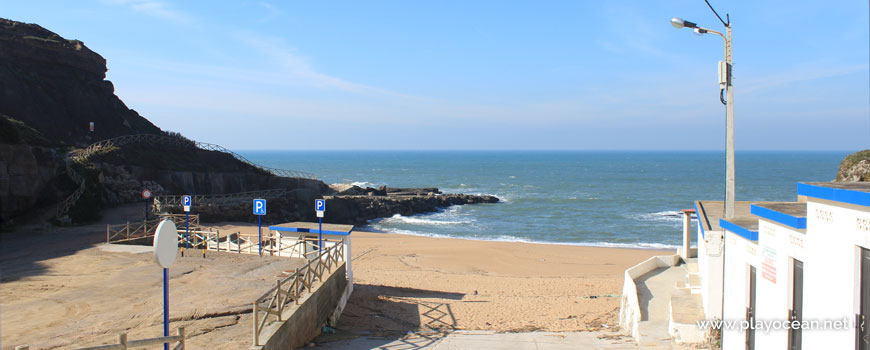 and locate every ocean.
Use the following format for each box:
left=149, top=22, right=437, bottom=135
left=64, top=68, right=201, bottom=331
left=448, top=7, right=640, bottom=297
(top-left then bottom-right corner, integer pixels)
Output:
left=240, top=151, right=847, bottom=249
